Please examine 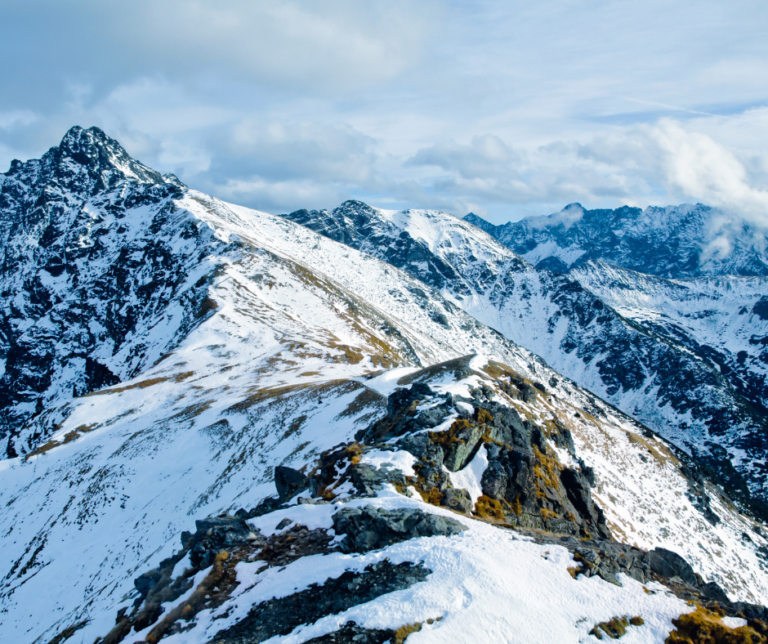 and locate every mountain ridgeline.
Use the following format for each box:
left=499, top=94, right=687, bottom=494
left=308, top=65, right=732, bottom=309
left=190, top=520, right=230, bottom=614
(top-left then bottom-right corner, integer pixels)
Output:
left=464, top=203, right=768, bottom=277
left=1, top=127, right=768, bottom=644
left=284, top=201, right=768, bottom=520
